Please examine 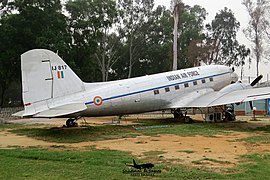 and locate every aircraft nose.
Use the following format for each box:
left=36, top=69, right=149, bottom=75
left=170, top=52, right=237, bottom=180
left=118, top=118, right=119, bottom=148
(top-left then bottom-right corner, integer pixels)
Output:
left=231, top=72, right=239, bottom=83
